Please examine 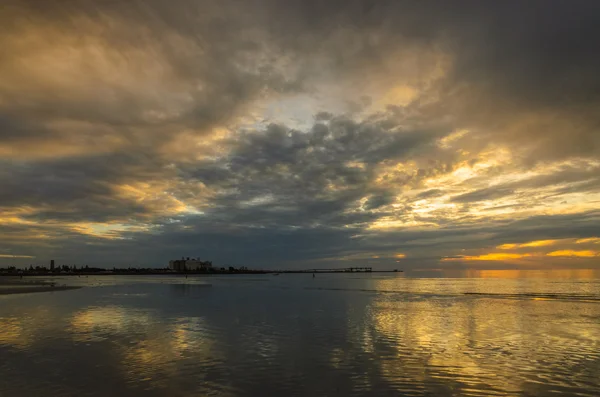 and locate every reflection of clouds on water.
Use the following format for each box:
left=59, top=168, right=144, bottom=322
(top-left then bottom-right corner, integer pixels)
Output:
left=0, top=306, right=58, bottom=350
left=171, top=316, right=213, bottom=354
left=365, top=279, right=600, bottom=395
left=237, top=324, right=280, bottom=360
left=2, top=277, right=600, bottom=396
left=70, top=305, right=224, bottom=392
left=70, top=306, right=154, bottom=342
left=169, top=283, right=212, bottom=298
left=0, top=317, right=27, bottom=349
